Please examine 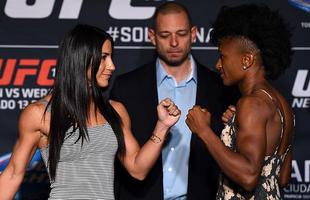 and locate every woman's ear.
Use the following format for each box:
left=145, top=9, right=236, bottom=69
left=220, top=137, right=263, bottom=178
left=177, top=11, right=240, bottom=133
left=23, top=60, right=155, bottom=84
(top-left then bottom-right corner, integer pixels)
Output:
left=242, top=52, right=255, bottom=69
